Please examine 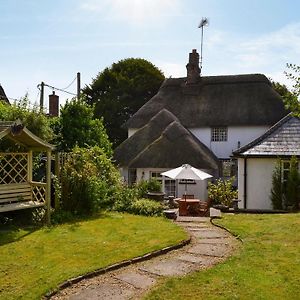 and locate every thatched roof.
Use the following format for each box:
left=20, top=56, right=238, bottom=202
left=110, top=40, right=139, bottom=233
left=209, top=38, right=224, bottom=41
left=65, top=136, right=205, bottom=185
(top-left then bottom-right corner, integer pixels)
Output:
left=114, top=109, right=219, bottom=171
left=0, top=85, right=10, bottom=105
left=114, top=109, right=179, bottom=166
left=233, top=114, right=300, bottom=157
left=125, top=74, right=288, bottom=129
